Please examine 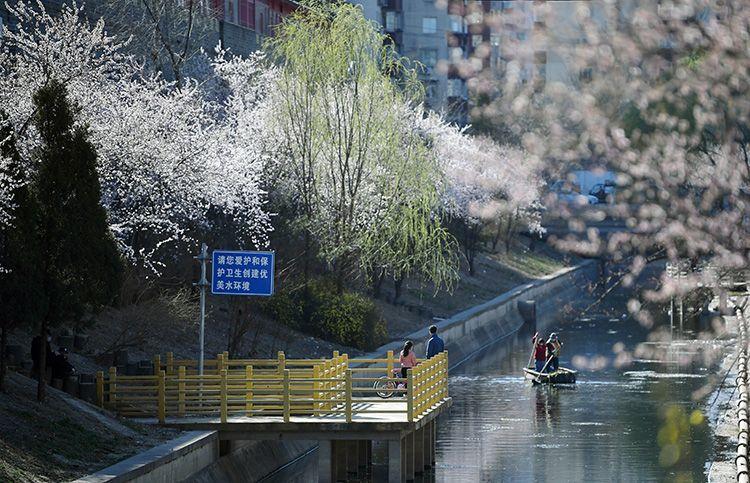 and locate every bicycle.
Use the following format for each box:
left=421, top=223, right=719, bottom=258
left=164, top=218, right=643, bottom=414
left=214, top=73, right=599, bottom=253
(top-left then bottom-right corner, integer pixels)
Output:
left=374, top=368, right=407, bottom=399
